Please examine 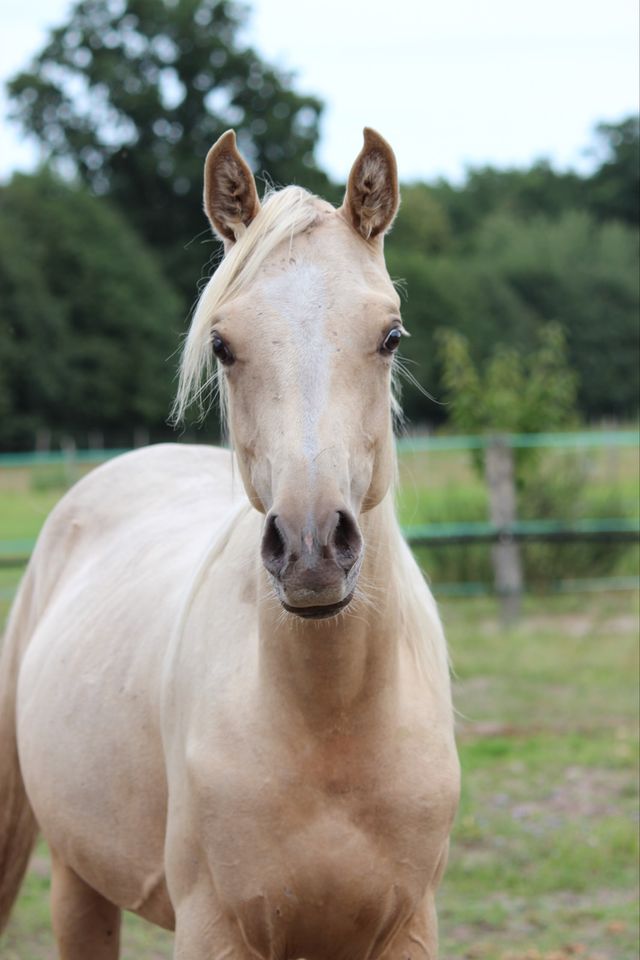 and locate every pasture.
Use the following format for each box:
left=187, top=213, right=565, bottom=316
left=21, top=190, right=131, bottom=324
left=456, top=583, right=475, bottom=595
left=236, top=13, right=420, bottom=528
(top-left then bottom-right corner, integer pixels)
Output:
left=0, top=453, right=638, bottom=959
